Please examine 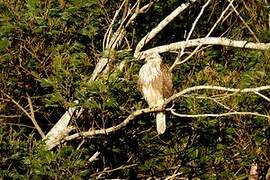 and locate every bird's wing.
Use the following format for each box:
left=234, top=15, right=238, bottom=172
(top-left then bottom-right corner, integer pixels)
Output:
left=161, top=63, right=173, bottom=98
